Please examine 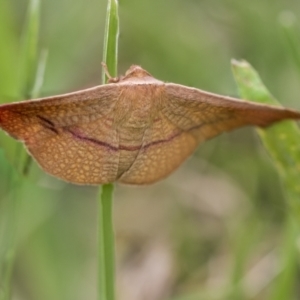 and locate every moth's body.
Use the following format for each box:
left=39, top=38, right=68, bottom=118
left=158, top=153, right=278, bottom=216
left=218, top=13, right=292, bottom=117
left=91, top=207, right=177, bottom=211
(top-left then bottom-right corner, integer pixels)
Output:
left=0, top=65, right=300, bottom=185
